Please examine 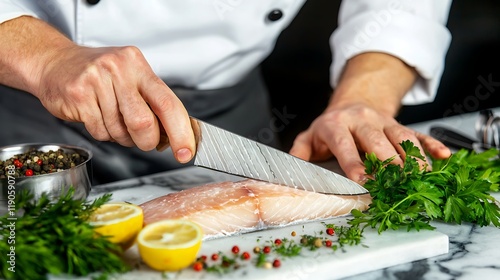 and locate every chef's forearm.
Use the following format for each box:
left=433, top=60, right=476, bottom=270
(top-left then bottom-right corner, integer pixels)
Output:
left=328, top=52, right=418, bottom=117
left=0, top=16, right=74, bottom=95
